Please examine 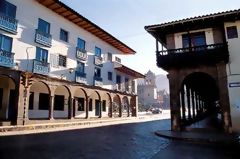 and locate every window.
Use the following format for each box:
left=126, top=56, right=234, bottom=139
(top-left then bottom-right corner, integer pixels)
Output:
left=102, top=100, right=106, bottom=112
left=108, top=72, right=112, bottom=81
left=60, top=29, right=68, bottom=42
left=58, top=55, right=67, bottom=67
left=39, top=93, right=49, bottom=110
left=95, top=47, right=101, bottom=57
left=182, top=32, right=206, bottom=48
left=28, top=92, right=34, bottom=110
left=0, top=1, right=16, bottom=18
left=77, top=98, right=84, bottom=111
left=89, top=99, right=93, bottom=111
left=38, top=18, right=50, bottom=34
left=116, top=75, right=121, bottom=84
left=94, top=67, right=101, bottom=77
left=36, top=47, right=48, bottom=63
left=77, top=38, right=86, bottom=50
left=107, top=53, right=112, bottom=61
left=77, top=61, right=85, bottom=73
left=54, top=95, right=64, bottom=111
left=227, top=26, right=238, bottom=39
left=0, top=34, right=12, bottom=52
